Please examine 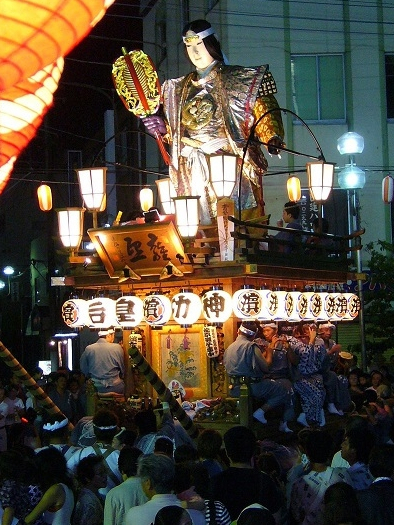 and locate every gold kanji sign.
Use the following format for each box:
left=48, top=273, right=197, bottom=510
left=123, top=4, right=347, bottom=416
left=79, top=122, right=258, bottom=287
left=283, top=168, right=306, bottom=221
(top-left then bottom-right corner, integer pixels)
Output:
left=87, top=221, right=191, bottom=277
